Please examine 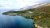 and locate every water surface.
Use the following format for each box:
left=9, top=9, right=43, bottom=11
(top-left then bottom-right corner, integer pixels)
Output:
left=0, top=11, right=34, bottom=28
